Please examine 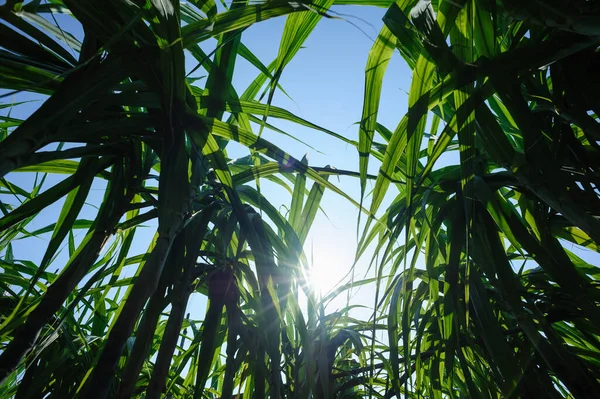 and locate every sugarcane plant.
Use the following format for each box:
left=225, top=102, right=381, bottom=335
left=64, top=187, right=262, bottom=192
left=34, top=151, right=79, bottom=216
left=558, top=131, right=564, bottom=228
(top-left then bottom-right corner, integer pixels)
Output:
left=1, top=0, right=600, bottom=398
left=355, top=0, right=600, bottom=397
